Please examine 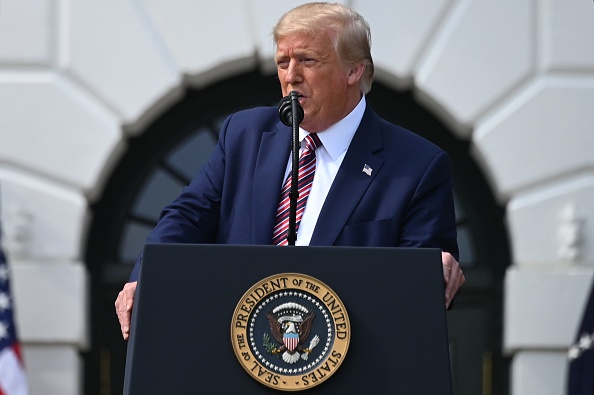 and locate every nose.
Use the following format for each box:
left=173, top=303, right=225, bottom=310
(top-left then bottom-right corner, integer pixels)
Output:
left=284, top=60, right=302, bottom=85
